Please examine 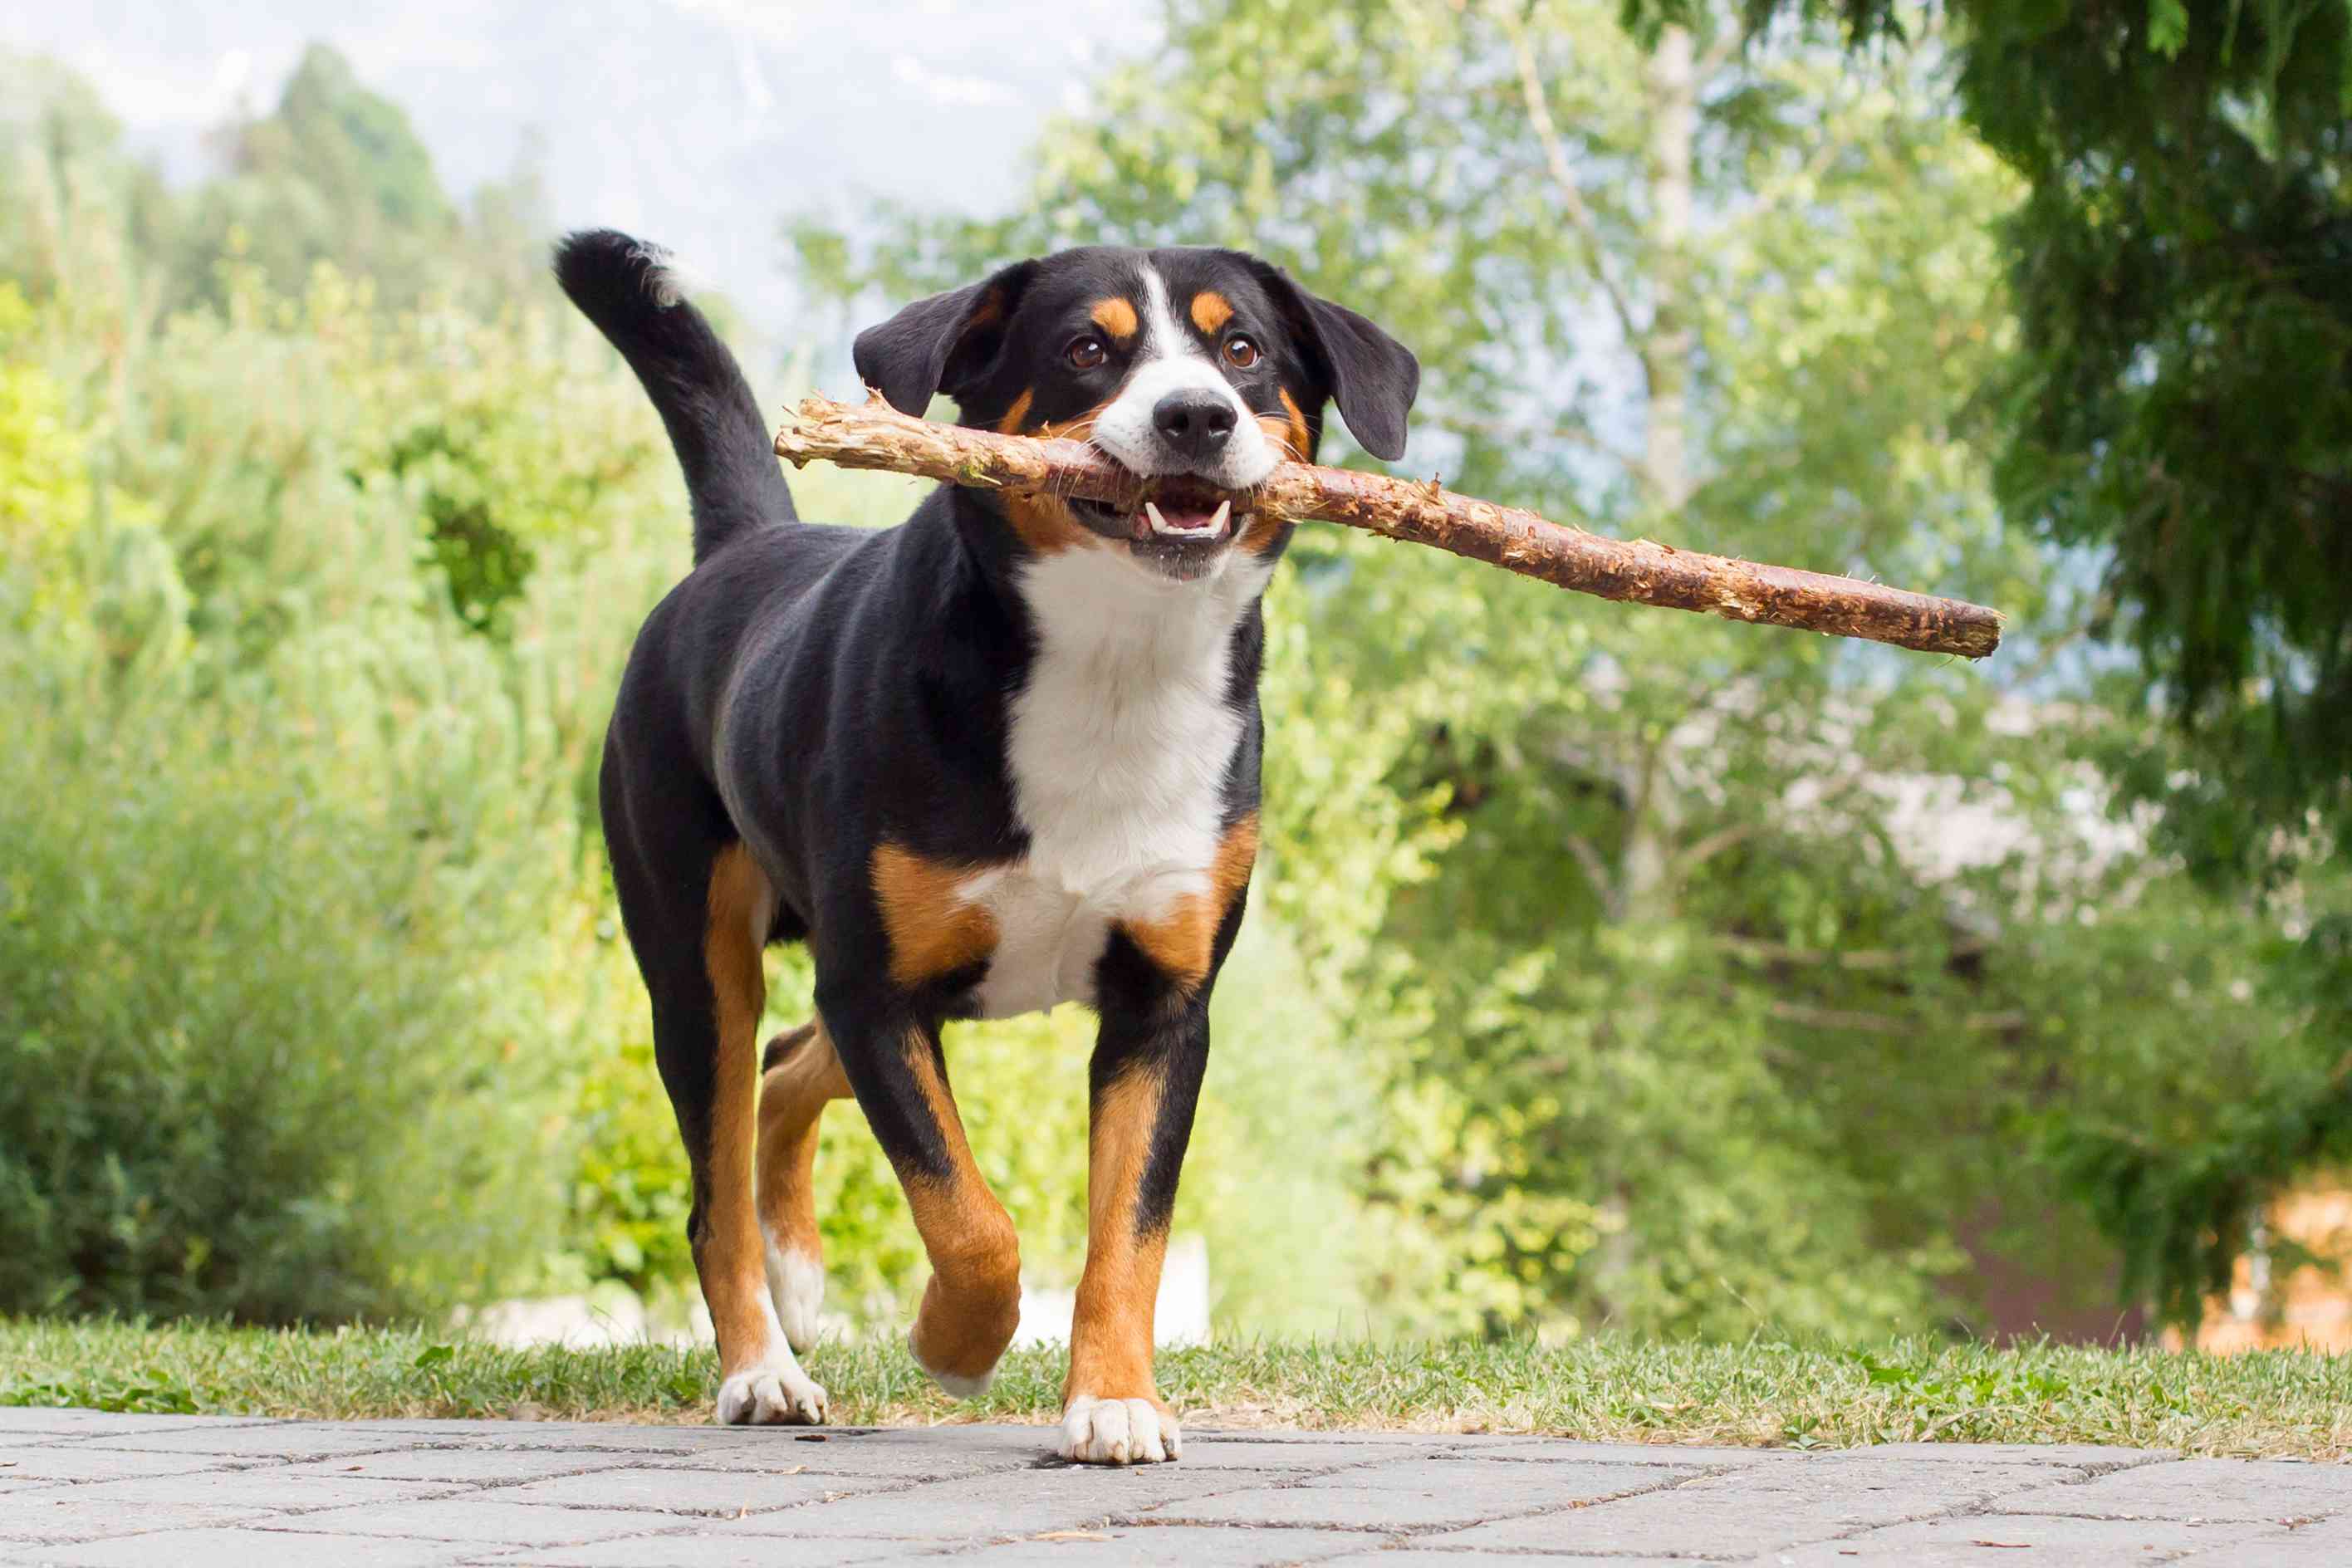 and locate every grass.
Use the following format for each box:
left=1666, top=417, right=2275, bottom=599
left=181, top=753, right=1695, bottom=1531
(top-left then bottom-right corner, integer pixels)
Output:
left=5, top=1319, right=2350, bottom=1459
